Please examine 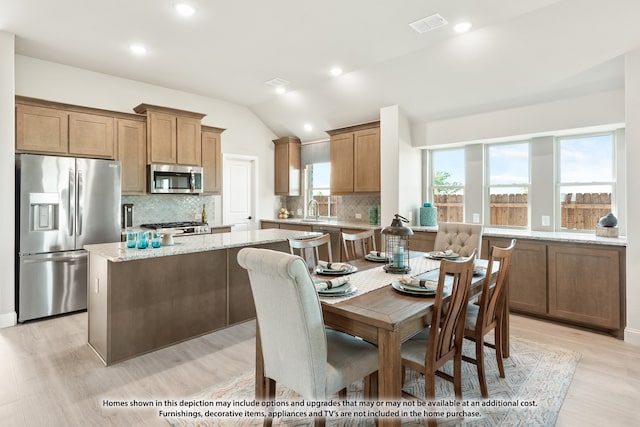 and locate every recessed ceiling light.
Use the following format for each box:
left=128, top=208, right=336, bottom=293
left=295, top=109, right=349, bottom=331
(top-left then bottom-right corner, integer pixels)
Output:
left=174, top=3, right=196, bottom=16
left=454, top=22, right=472, bottom=33
left=129, top=44, right=147, bottom=55
left=275, top=86, right=286, bottom=95
left=330, top=67, right=343, bottom=76
left=304, top=123, right=313, bottom=131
